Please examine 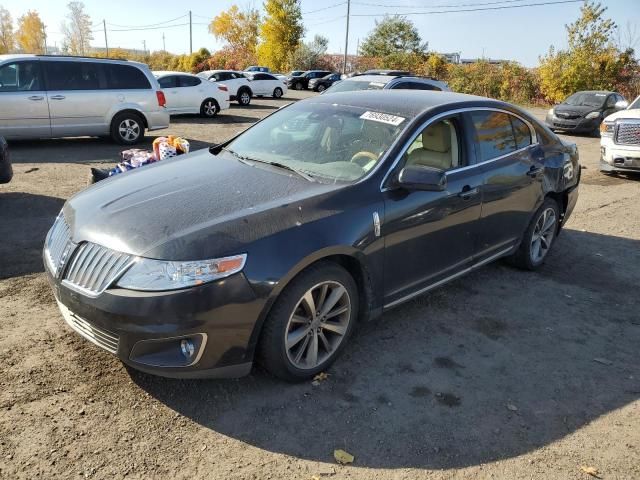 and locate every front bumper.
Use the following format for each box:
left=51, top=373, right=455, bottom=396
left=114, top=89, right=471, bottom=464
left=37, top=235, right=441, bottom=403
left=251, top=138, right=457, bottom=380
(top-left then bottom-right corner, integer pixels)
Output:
left=545, top=114, right=600, bottom=133
left=600, top=142, right=640, bottom=173
left=46, top=265, right=264, bottom=378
